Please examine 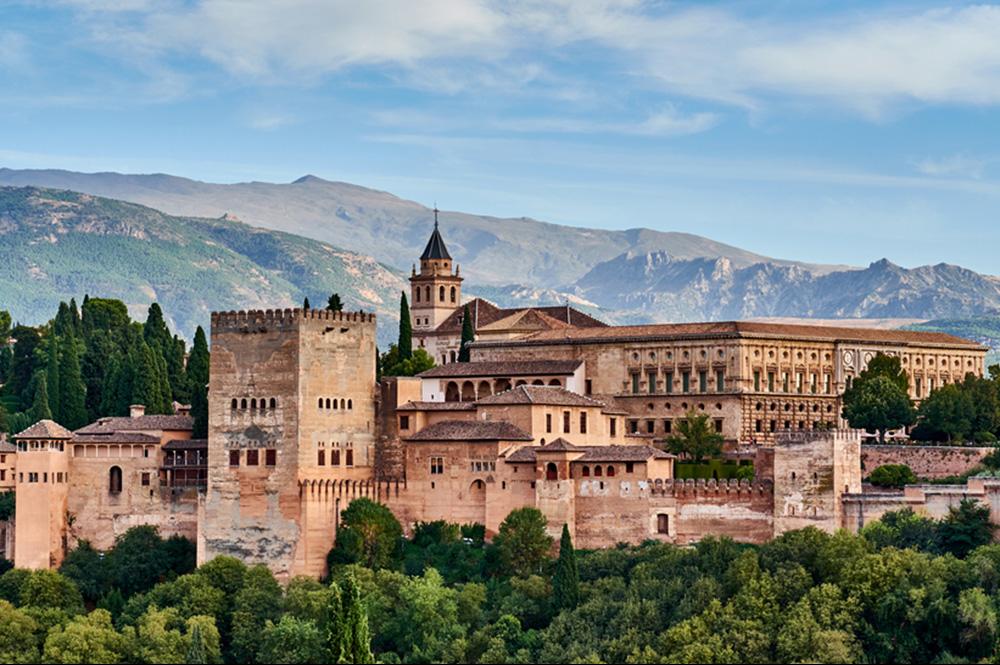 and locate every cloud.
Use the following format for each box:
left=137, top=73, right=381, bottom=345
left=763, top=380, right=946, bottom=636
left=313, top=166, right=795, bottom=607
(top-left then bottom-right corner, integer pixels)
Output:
left=913, top=154, right=991, bottom=179
left=244, top=110, right=299, bottom=131
left=0, top=31, right=30, bottom=70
